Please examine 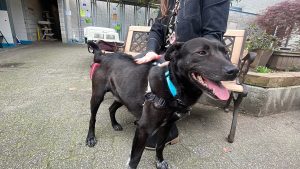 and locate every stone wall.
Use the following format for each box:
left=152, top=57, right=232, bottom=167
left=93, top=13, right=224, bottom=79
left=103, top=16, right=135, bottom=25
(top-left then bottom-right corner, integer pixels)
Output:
left=199, top=84, right=300, bottom=117
left=22, top=0, right=43, bottom=41
left=57, top=0, right=67, bottom=43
